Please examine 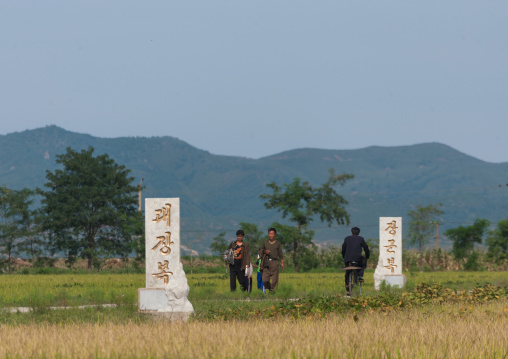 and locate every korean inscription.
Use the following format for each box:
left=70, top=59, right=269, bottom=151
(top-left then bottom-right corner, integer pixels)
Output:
left=374, top=217, right=403, bottom=290
left=379, top=217, right=402, bottom=276
left=383, top=220, right=399, bottom=272
left=152, top=232, right=174, bottom=255
left=152, top=204, right=171, bottom=227
left=139, top=197, right=194, bottom=316
left=145, top=198, right=181, bottom=288
left=152, top=260, right=173, bottom=284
